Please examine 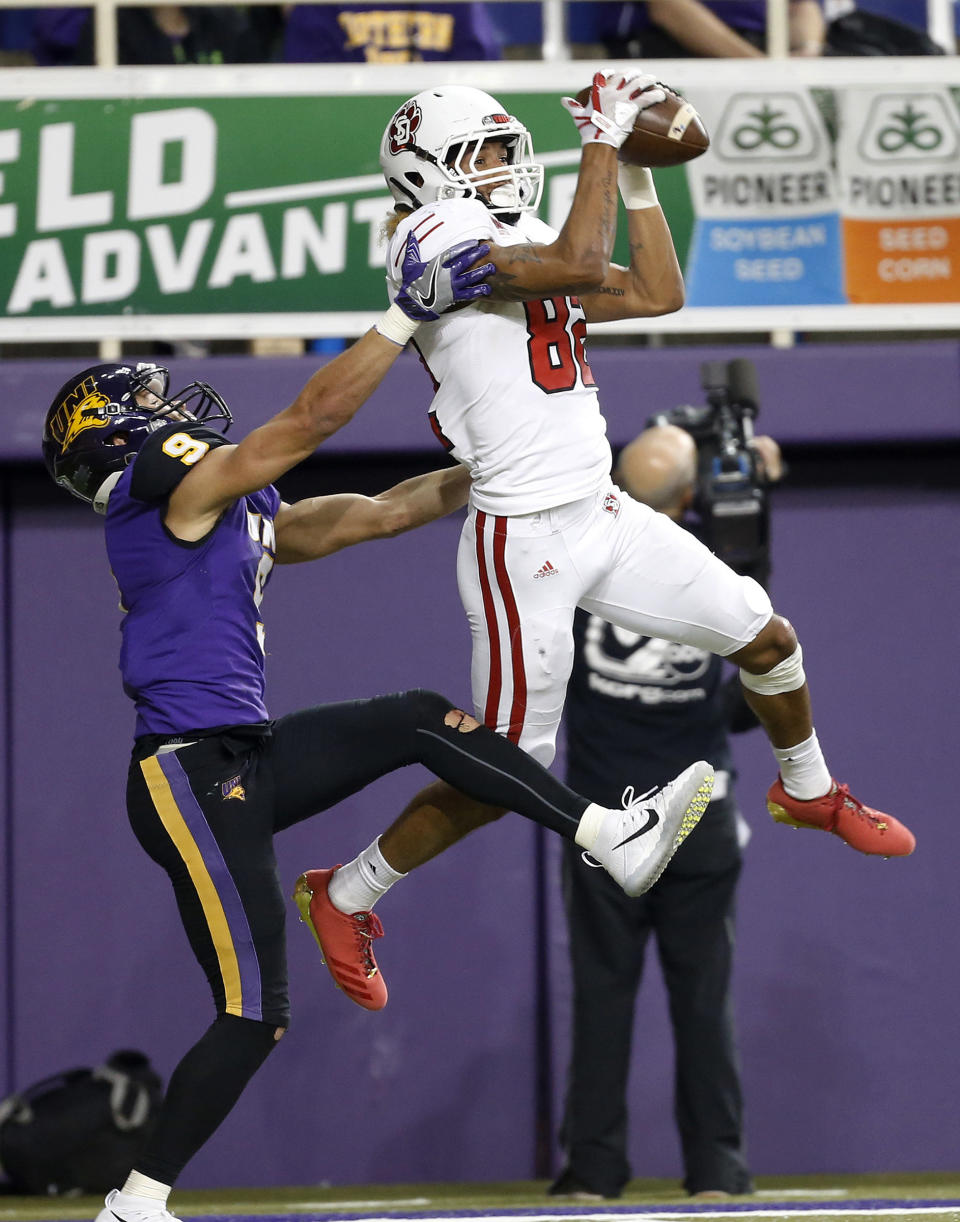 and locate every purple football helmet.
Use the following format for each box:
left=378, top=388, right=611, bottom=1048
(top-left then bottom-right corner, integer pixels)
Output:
left=42, top=362, right=232, bottom=507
